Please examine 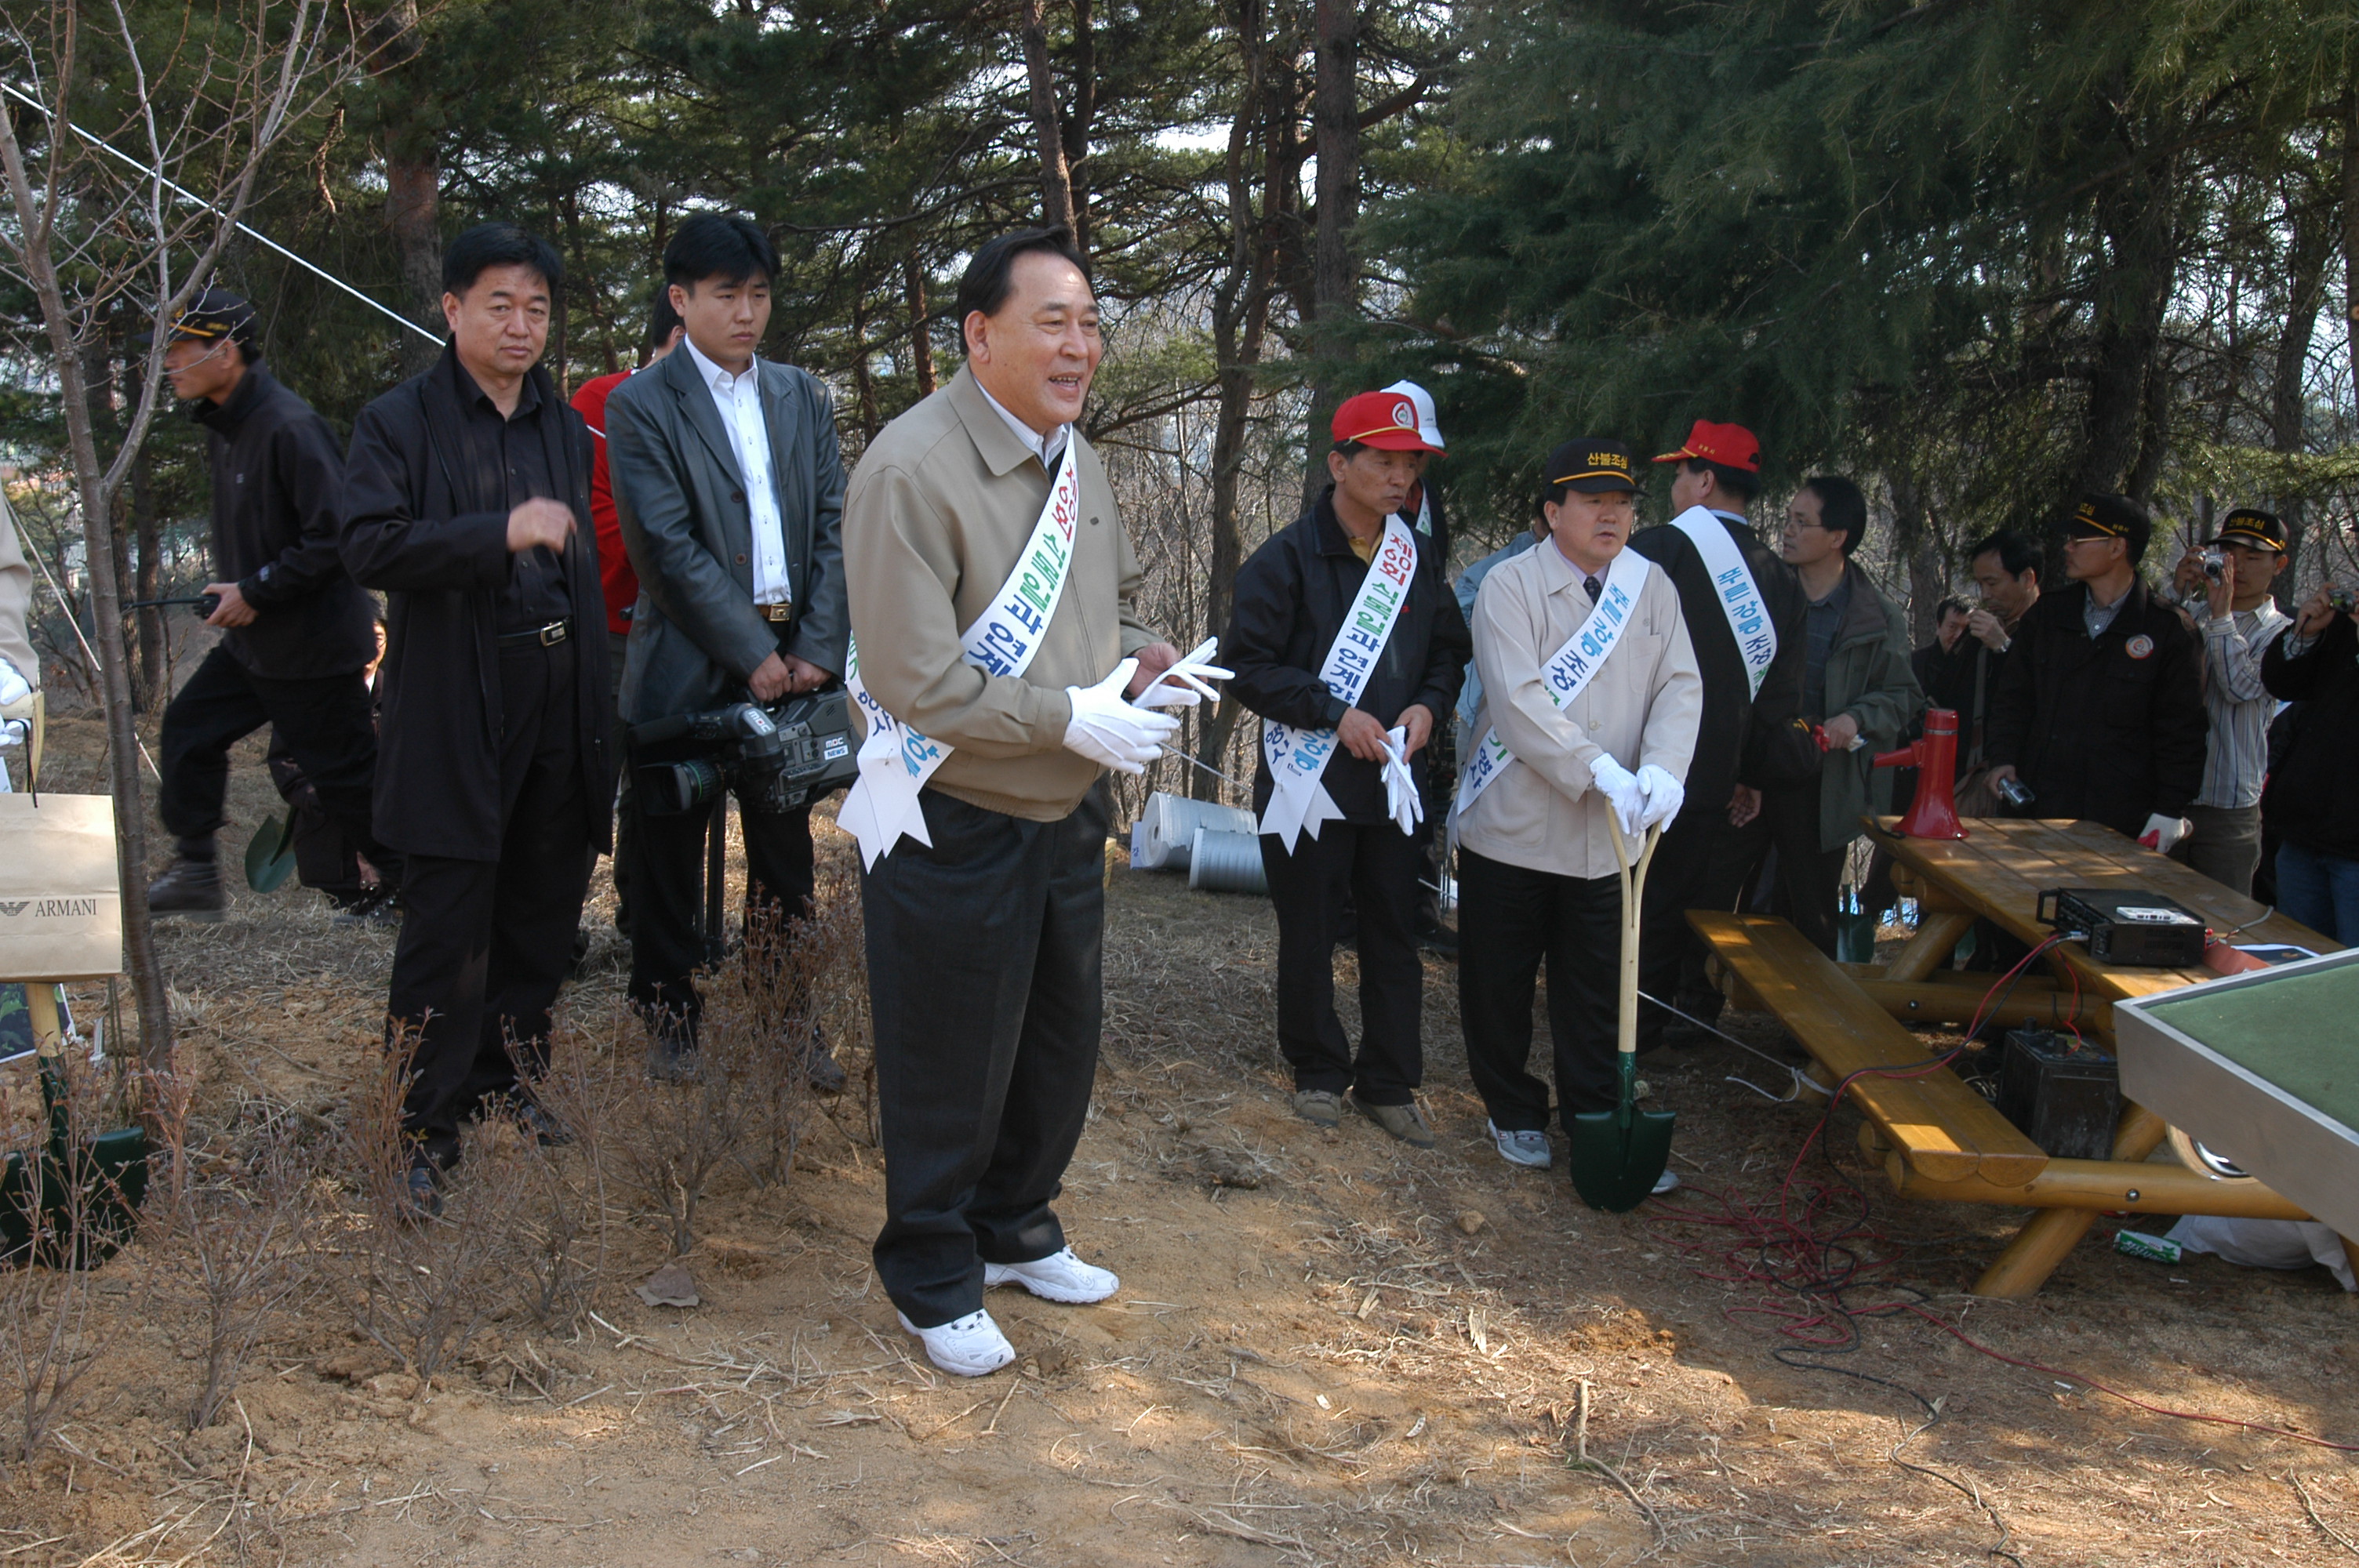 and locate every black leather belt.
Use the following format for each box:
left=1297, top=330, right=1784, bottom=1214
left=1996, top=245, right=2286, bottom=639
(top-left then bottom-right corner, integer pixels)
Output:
left=497, top=619, right=571, bottom=648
